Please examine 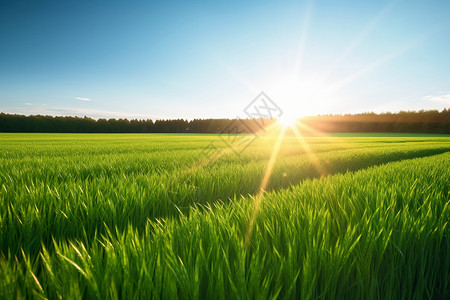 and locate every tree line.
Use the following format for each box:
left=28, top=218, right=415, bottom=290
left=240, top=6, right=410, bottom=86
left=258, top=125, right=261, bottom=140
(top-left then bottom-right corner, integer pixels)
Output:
left=301, top=109, right=450, bottom=134
left=0, top=109, right=449, bottom=133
